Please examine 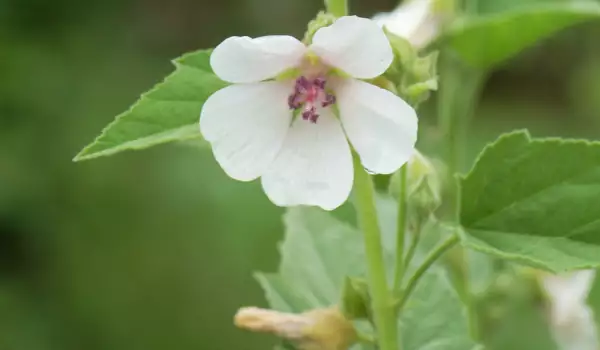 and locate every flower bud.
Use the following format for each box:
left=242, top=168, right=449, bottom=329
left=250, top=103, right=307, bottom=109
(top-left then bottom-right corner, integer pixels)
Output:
left=376, top=28, right=439, bottom=107
left=234, top=306, right=357, bottom=350
left=400, top=51, right=438, bottom=107
left=390, top=151, right=442, bottom=219
left=408, top=151, right=442, bottom=207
